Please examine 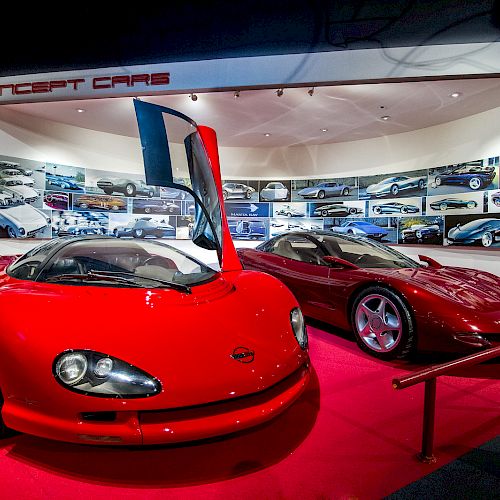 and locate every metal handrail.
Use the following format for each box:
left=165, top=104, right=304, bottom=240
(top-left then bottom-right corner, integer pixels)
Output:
left=392, top=345, right=500, bottom=463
